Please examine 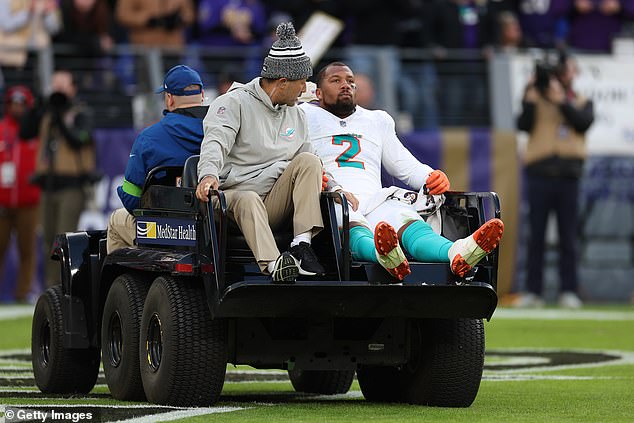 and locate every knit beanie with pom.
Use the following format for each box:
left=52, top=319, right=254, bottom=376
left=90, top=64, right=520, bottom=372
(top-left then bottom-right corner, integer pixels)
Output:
left=261, top=22, right=312, bottom=80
